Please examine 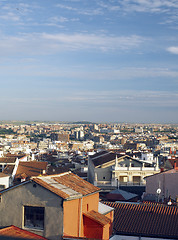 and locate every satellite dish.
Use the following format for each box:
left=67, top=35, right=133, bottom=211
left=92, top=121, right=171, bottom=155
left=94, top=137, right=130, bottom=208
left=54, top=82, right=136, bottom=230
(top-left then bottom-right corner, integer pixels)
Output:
left=157, top=188, right=161, bottom=194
